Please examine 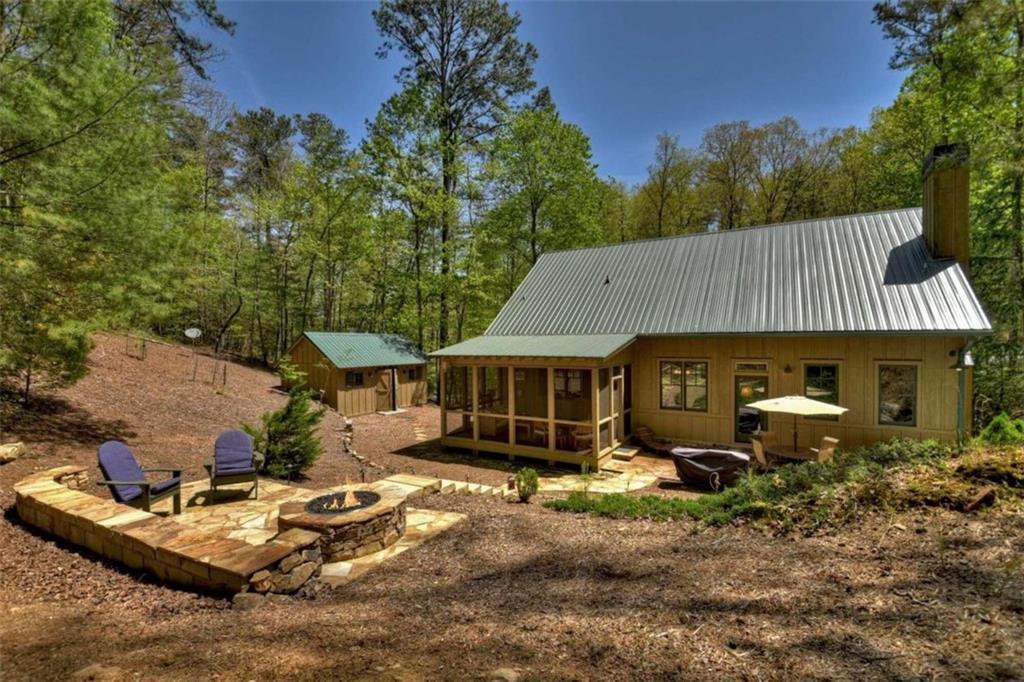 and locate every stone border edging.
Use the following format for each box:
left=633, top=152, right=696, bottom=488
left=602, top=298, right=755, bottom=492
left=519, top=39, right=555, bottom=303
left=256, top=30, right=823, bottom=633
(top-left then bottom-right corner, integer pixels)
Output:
left=14, top=466, right=323, bottom=595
